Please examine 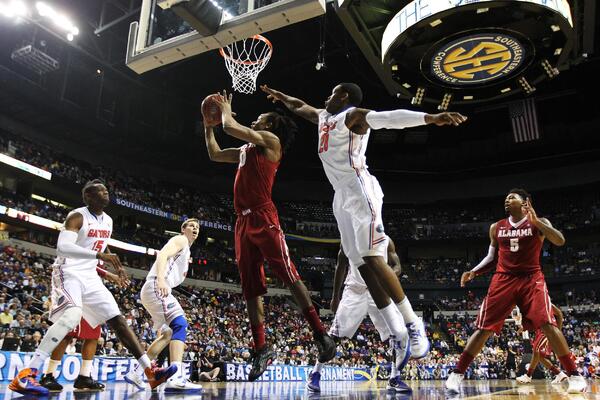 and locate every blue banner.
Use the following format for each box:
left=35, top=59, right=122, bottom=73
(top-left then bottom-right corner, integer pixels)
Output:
left=224, top=363, right=373, bottom=382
